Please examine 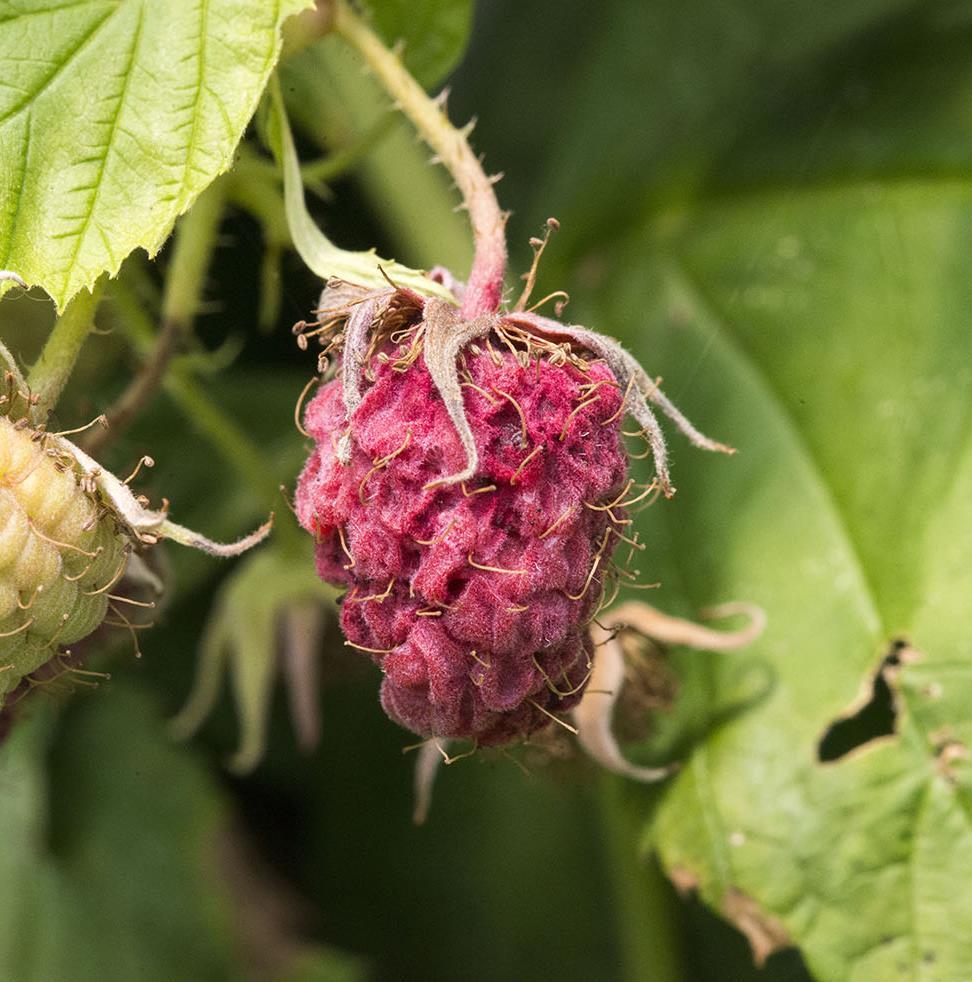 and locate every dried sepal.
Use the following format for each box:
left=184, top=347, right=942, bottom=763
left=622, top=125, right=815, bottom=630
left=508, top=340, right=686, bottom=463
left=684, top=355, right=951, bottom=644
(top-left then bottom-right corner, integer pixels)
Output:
left=66, top=438, right=272, bottom=555
left=313, top=282, right=732, bottom=499
left=575, top=601, right=766, bottom=782
left=507, top=311, right=735, bottom=496
left=420, top=299, right=495, bottom=487
left=341, top=295, right=383, bottom=419
left=573, top=631, right=674, bottom=783
left=160, top=516, right=274, bottom=558
left=412, top=739, right=447, bottom=826
left=595, top=600, right=767, bottom=652
left=281, top=601, right=328, bottom=752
